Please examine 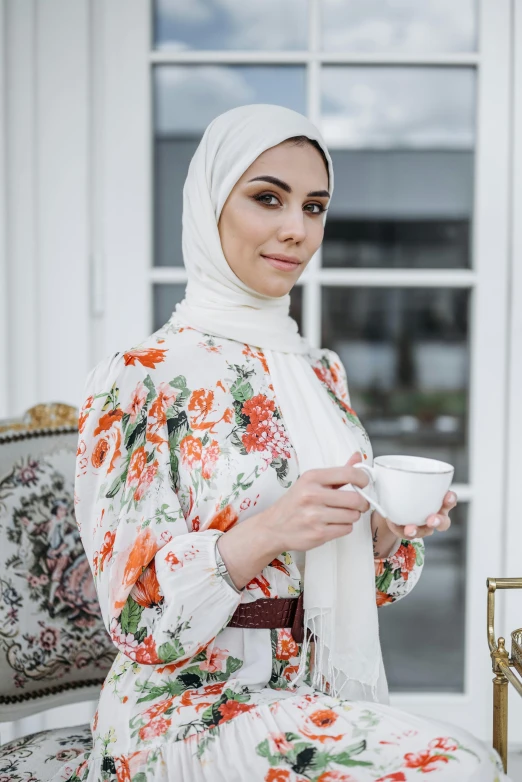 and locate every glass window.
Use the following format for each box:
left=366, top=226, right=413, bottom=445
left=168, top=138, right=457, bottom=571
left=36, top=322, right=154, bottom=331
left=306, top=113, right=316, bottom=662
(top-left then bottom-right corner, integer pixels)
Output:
left=379, top=503, right=467, bottom=692
left=154, top=0, right=308, bottom=51
left=321, top=0, right=477, bottom=54
left=321, top=67, right=476, bottom=268
left=322, top=287, right=469, bottom=483
left=153, top=283, right=186, bottom=331
left=321, top=67, right=476, bottom=150
left=153, top=65, right=307, bottom=267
